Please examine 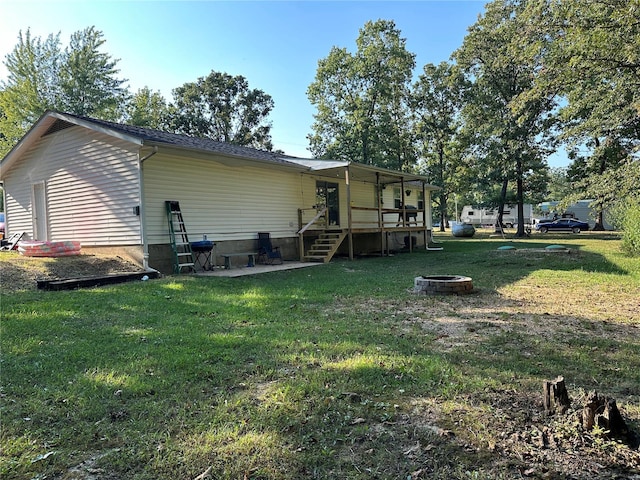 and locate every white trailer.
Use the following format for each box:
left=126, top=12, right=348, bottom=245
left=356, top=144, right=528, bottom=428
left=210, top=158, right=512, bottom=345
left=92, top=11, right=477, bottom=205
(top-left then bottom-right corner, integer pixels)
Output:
left=460, top=204, right=533, bottom=227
